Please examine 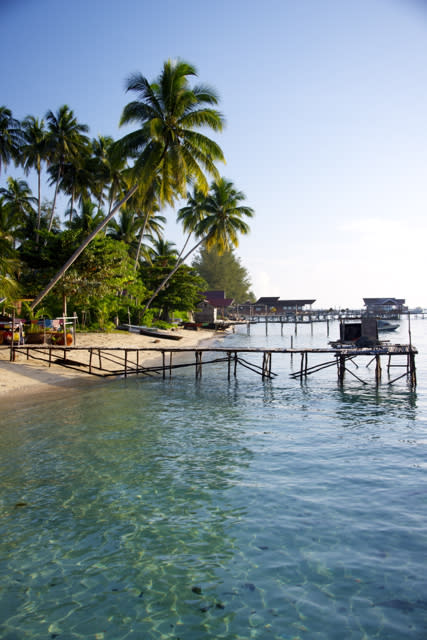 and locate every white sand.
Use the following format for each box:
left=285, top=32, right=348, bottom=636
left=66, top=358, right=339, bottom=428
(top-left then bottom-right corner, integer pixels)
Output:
left=0, top=327, right=223, bottom=399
